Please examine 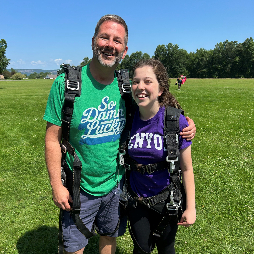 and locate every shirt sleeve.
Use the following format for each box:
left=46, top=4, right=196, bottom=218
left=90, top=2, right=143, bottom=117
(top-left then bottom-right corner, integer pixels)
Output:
left=43, top=74, right=65, bottom=126
left=179, top=113, right=192, bottom=150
